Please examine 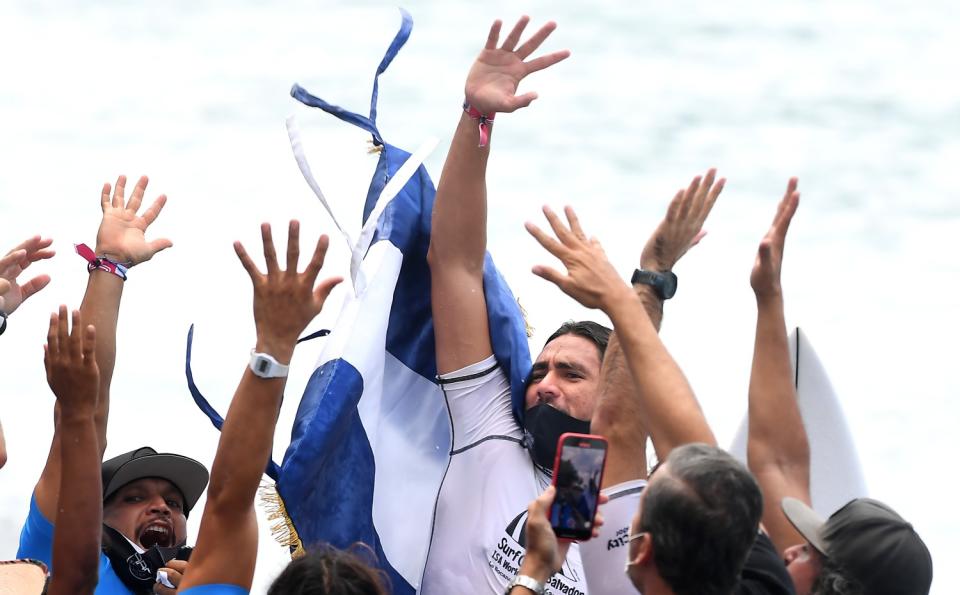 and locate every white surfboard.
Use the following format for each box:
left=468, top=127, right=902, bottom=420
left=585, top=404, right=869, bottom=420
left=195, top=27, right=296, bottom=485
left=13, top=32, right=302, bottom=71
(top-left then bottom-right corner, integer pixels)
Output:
left=729, top=327, right=868, bottom=517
